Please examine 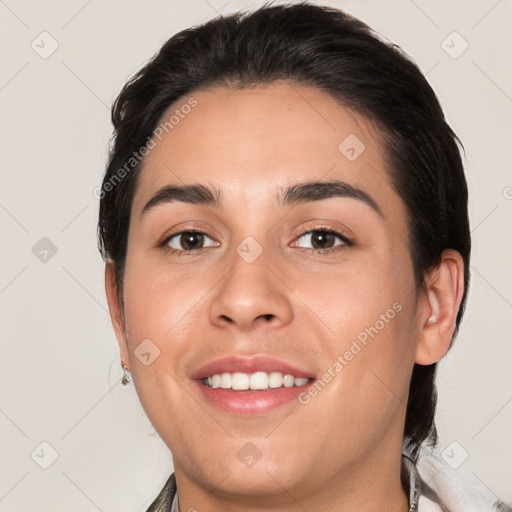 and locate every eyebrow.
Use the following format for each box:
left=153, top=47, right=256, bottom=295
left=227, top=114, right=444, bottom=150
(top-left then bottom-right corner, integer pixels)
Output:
left=142, top=183, right=221, bottom=215
left=141, top=179, right=383, bottom=217
left=280, top=179, right=383, bottom=216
